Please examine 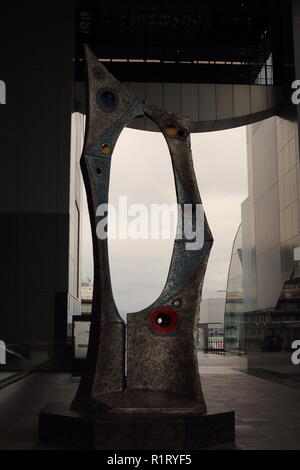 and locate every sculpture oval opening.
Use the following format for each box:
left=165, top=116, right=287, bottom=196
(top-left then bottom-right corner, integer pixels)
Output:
left=108, top=121, right=177, bottom=320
